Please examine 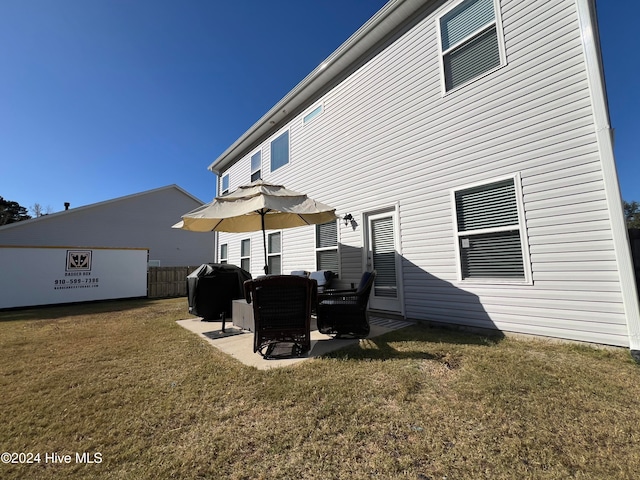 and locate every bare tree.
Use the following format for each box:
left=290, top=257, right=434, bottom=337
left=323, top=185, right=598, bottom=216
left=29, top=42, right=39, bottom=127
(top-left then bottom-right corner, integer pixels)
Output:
left=30, top=203, right=54, bottom=217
